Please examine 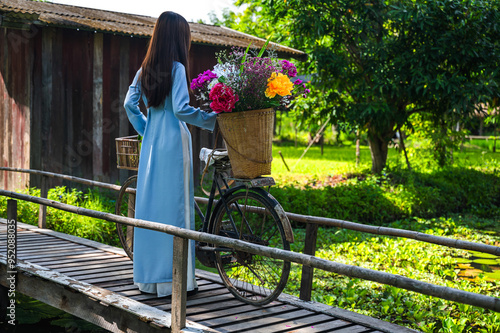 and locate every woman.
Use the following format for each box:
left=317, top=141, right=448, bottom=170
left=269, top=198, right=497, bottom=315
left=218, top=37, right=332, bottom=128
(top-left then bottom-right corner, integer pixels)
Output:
left=123, top=11, right=217, bottom=297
